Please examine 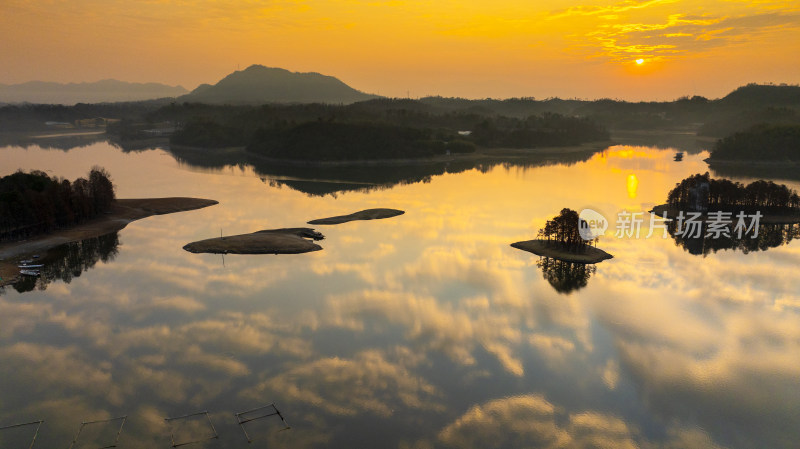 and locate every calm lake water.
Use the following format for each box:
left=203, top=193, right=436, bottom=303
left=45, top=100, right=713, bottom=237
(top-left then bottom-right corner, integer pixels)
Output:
left=1, top=139, right=799, bottom=448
